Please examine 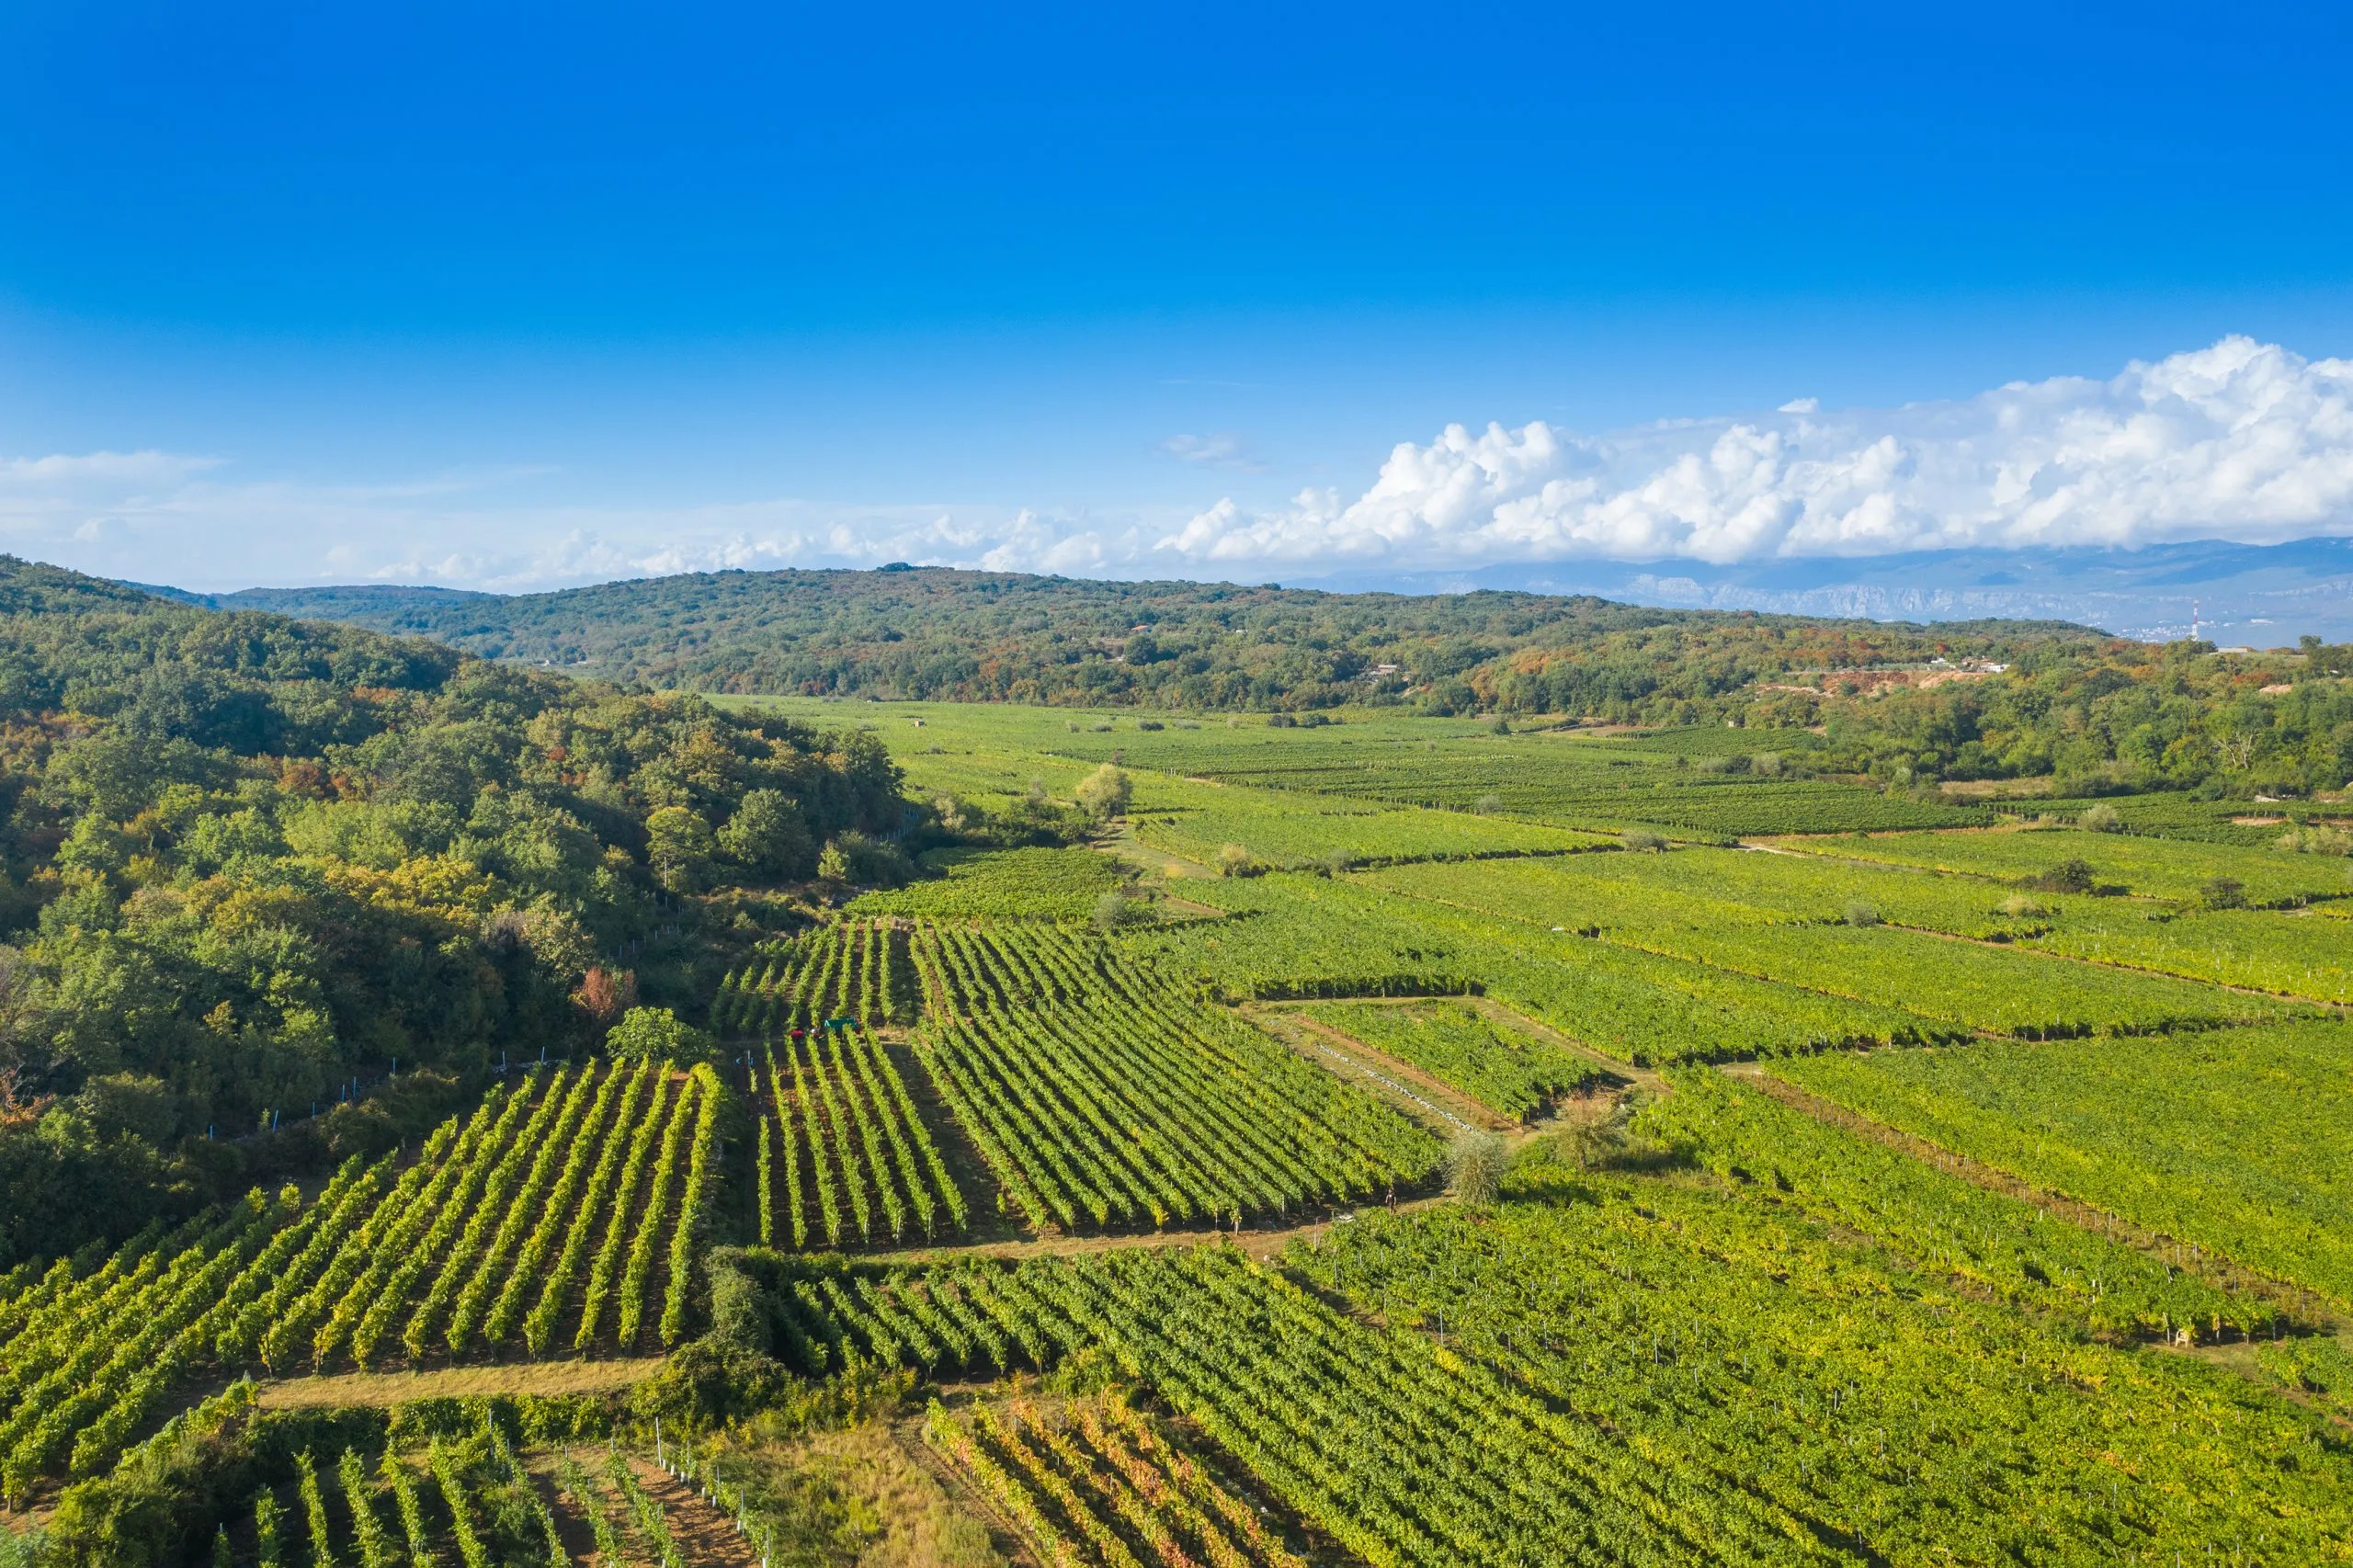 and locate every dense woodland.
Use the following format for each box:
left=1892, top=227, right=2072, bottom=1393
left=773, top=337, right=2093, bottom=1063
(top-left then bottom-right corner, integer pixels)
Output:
left=192, top=565, right=2353, bottom=797
left=186, top=568, right=2085, bottom=714
left=0, top=559, right=904, bottom=1267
